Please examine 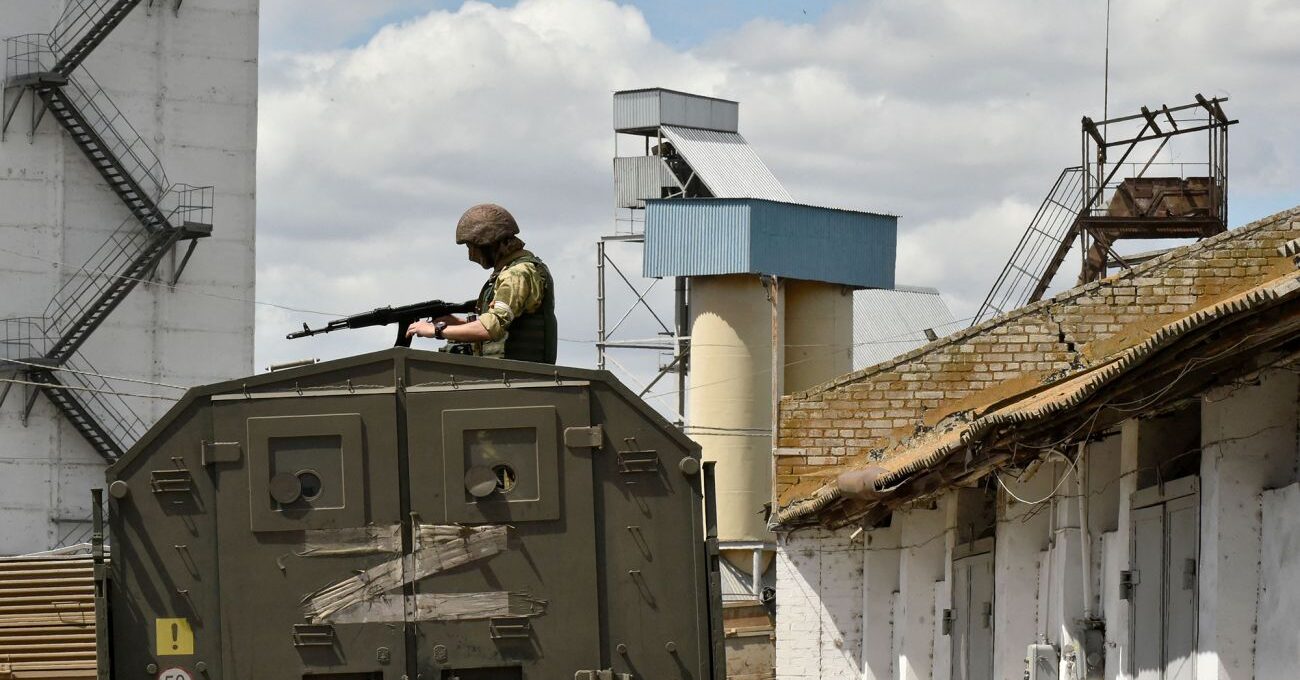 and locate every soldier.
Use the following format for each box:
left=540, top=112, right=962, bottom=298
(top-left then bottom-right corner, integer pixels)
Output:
left=406, top=204, right=557, bottom=364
